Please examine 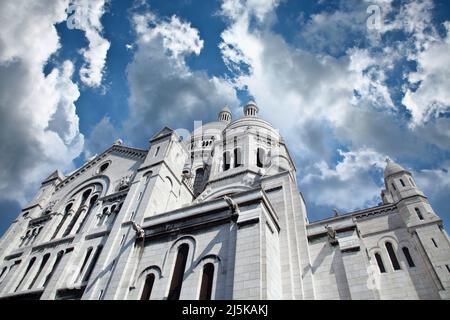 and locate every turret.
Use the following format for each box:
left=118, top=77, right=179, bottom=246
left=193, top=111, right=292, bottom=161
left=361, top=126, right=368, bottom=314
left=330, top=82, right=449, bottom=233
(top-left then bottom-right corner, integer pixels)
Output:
left=218, top=106, right=232, bottom=123
left=382, top=158, right=440, bottom=226
left=243, top=101, right=259, bottom=117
